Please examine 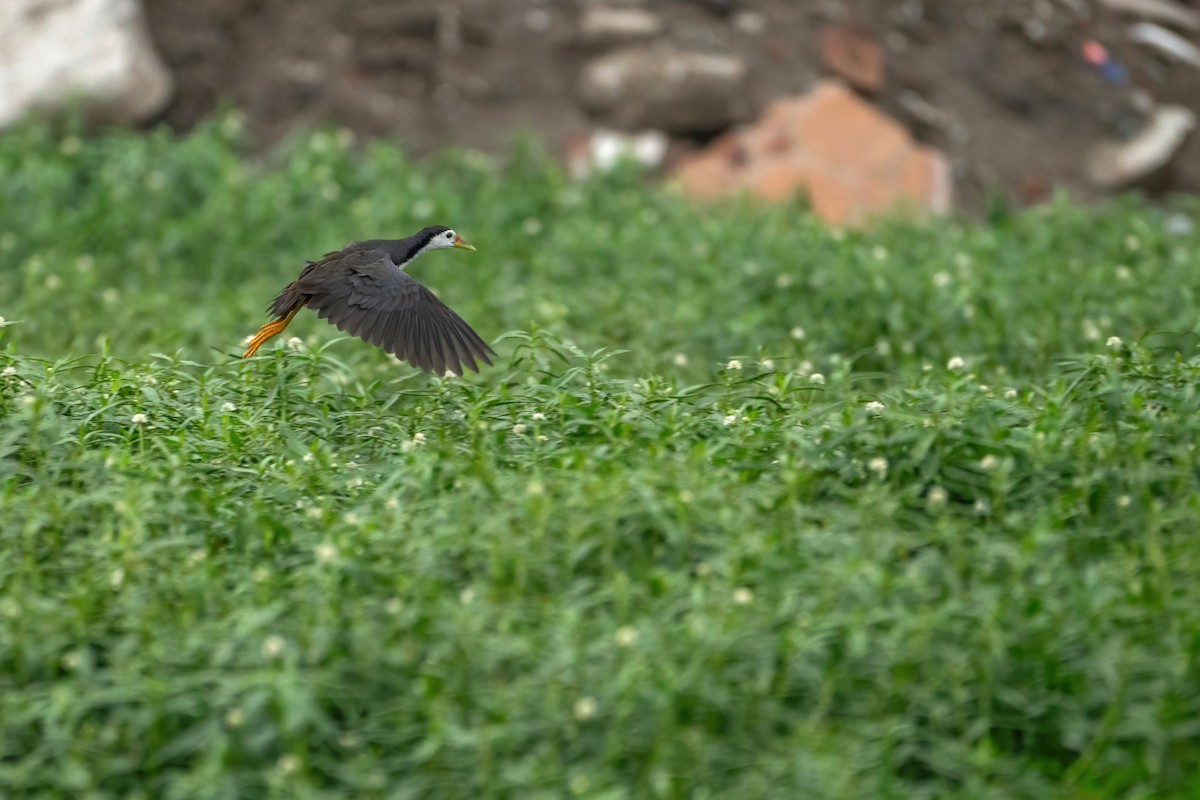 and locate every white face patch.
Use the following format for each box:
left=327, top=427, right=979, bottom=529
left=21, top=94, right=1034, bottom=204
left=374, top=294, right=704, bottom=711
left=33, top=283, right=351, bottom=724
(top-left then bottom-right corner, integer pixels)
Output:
left=432, top=229, right=457, bottom=250
left=410, top=229, right=458, bottom=264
